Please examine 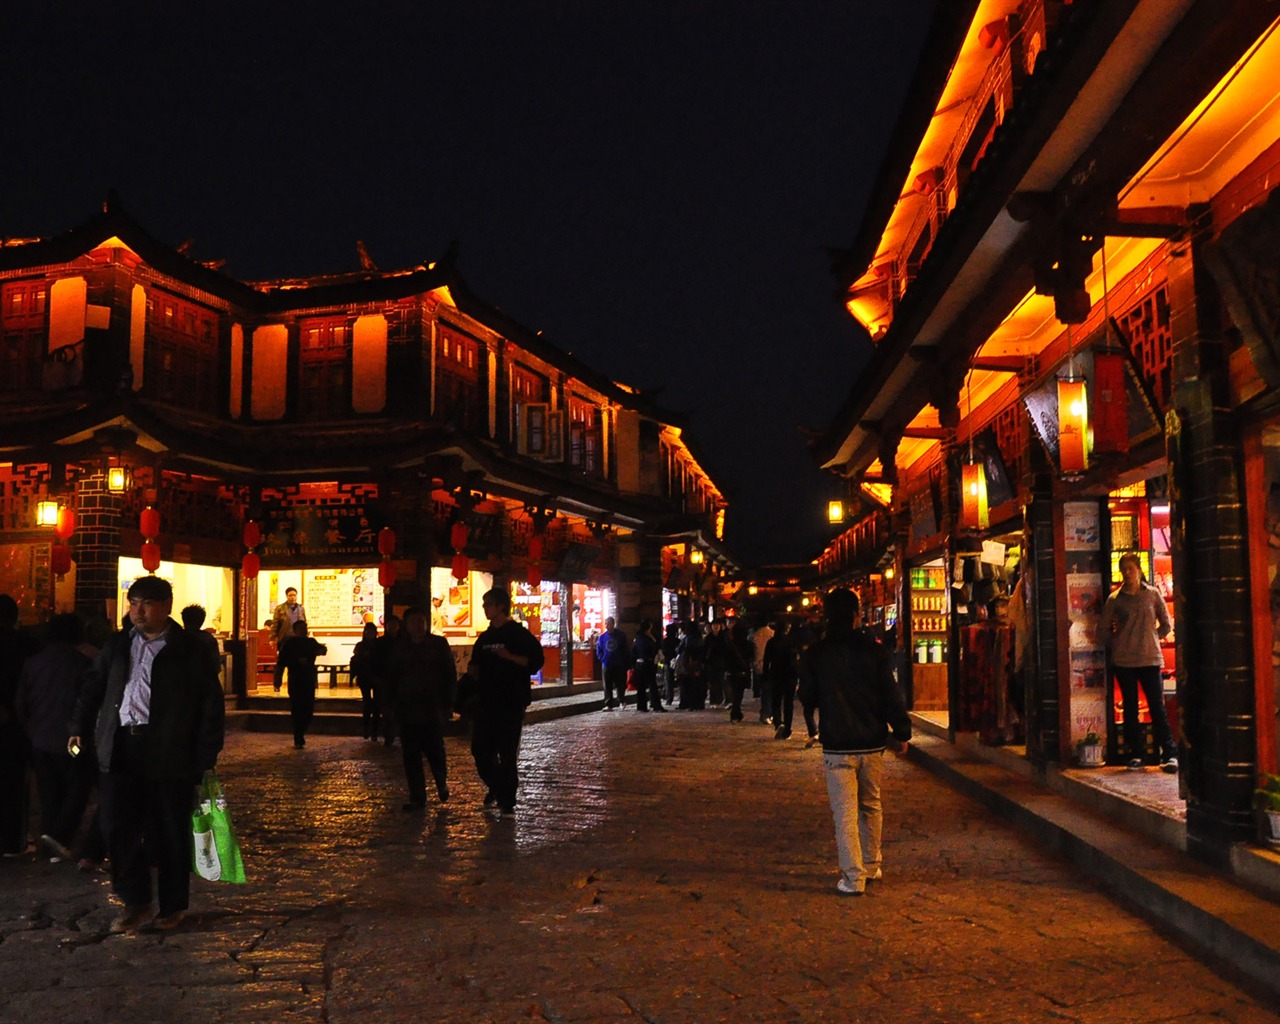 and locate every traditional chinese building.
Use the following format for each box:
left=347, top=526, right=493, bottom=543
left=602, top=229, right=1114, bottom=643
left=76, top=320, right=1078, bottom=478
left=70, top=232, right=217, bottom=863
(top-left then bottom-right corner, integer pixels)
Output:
left=812, top=0, right=1280, bottom=862
left=0, top=200, right=733, bottom=691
